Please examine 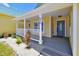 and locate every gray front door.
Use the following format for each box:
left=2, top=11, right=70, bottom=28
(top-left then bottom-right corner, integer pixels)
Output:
left=57, top=20, right=65, bottom=37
